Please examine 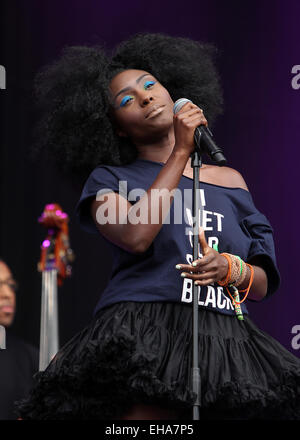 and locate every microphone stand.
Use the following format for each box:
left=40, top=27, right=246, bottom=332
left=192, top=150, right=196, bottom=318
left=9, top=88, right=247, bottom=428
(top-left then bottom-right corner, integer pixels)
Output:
left=190, top=135, right=227, bottom=420
left=172, top=100, right=227, bottom=419
left=190, top=146, right=202, bottom=420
